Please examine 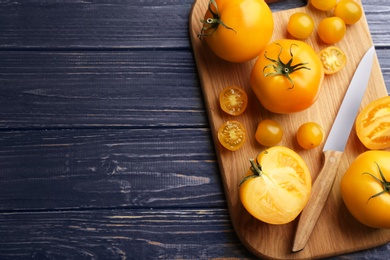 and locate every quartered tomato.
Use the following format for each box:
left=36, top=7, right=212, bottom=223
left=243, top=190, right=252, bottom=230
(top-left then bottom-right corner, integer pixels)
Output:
left=287, top=12, right=315, bottom=39
left=356, top=96, right=390, bottom=150
left=198, top=0, right=274, bottom=63
left=250, top=39, right=324, bottom=114
left=341, top=150, right=390, bottom=228
left=296, top=122, right=324, bottom=149
left=217, top=120, right=247, bottom=151
left=219, top=86, right=248, bottom=116
left=239, top=146, right=312, bottom=224
left=317, top=17, right=346, bottom=44
left=318, top=46, right=347, bottom=75
left=334, top=0, right=363, bottom=25
left=255, top=119, right=283, bottom=147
